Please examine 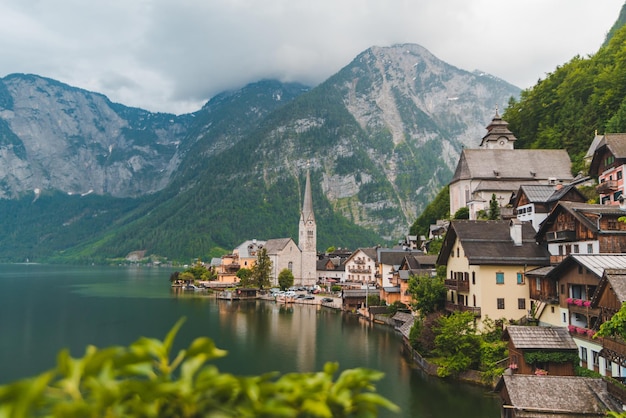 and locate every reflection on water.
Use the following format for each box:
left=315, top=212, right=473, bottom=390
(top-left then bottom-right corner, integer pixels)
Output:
left=0, top=265, right=500, bottom=417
